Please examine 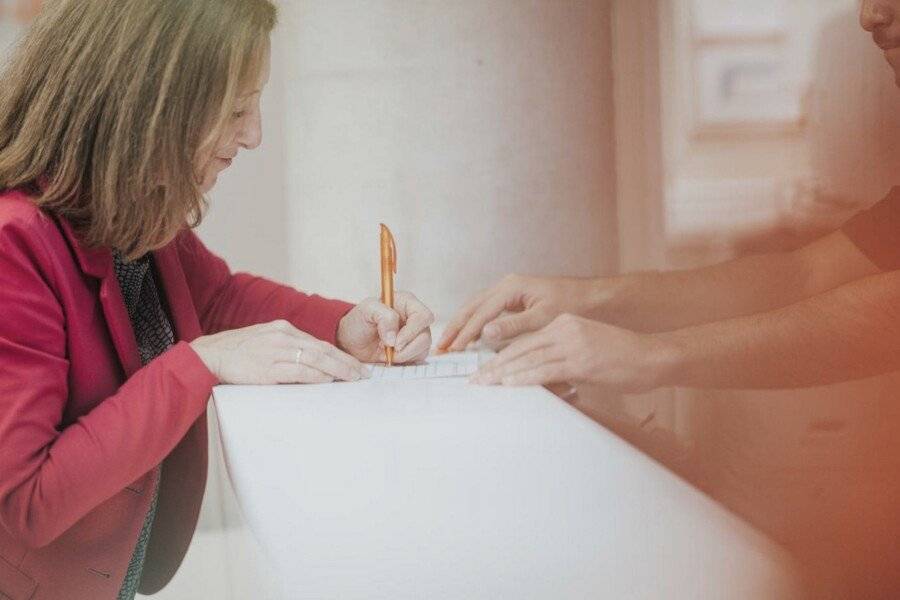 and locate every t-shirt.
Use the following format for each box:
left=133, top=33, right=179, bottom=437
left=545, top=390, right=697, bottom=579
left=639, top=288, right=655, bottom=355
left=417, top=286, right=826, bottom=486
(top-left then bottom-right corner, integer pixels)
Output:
left=842, top=187, right=900, bottom=271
